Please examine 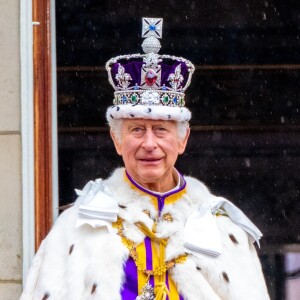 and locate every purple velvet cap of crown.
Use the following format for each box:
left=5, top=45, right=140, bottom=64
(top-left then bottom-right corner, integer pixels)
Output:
left=110, top=60, right=189, bottom=90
